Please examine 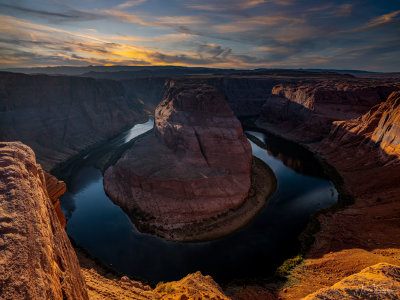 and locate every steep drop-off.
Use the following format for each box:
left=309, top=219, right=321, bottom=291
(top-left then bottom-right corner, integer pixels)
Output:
left=260, top=80, right=400, bottom=141
left=0, top=141, right=234, bottom=300
left=0, top=142, right=88, bottom=299
left=0, top=72, right=145, bottom=172
left=104, top=82, right=276, bottom=241
left=261, top=91, right=400, bottom=299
